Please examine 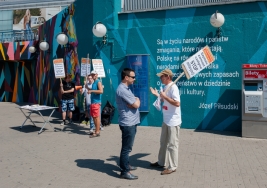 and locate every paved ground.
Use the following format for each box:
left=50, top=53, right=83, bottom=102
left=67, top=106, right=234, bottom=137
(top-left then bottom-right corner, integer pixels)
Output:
left=1, top=102, right=267, bottom=188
